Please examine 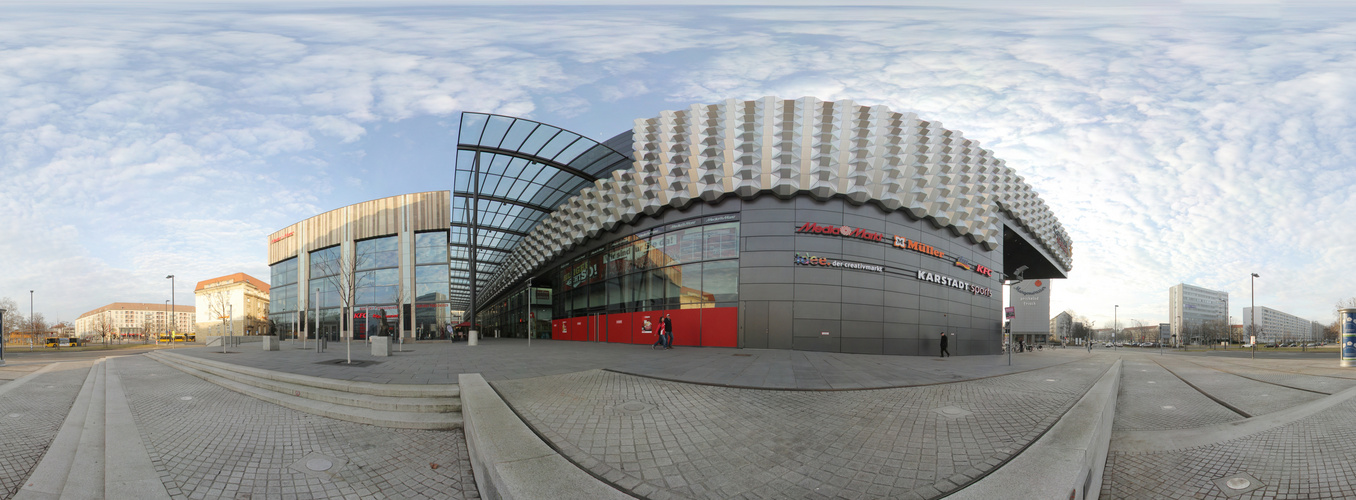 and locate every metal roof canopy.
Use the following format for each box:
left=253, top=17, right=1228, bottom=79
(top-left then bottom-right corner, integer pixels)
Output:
left=452, top=112, right=633, bottom=322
